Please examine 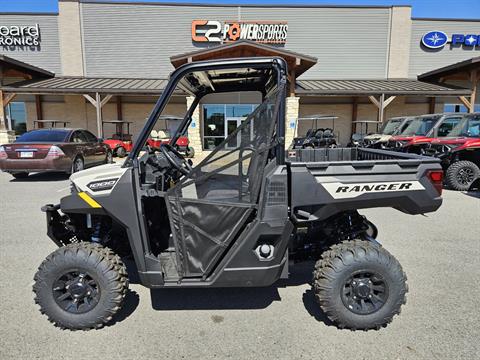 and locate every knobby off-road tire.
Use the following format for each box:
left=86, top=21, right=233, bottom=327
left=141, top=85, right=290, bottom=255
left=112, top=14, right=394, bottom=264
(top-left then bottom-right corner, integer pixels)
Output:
left=445, top=160, right=480, bottom=191
left=313, top=240, right=407, bottom=330
left=33, top=242, right=128, bottom=330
